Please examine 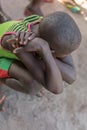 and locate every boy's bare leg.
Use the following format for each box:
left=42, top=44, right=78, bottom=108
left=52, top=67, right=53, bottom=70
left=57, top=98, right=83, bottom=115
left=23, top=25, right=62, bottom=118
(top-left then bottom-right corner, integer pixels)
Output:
left=0, top=5, right=11, bottom=23
left=24, top=0, right=44, bottom=16
left=0, top=60, right=43, bottom=111
left=4, top=78, right=29, bottom=94
left=14, top=39, right=63, bottom=94
left=5, top=78, right=43, bottom=95
left=8, top=60, right=42, bottom=94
